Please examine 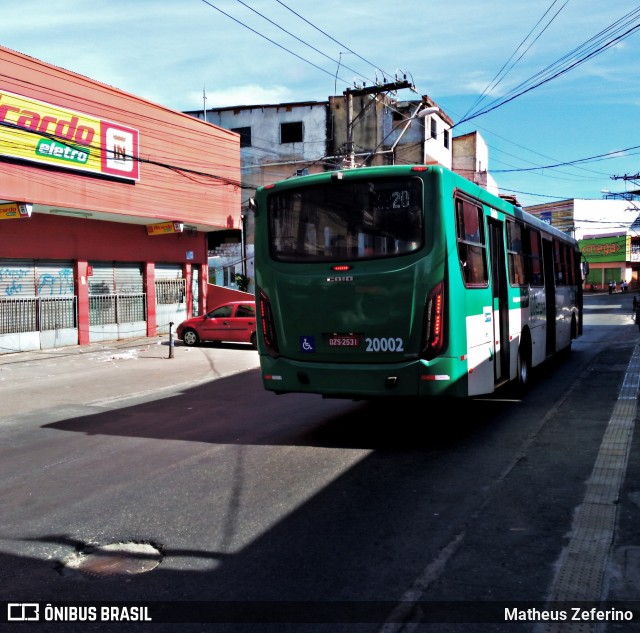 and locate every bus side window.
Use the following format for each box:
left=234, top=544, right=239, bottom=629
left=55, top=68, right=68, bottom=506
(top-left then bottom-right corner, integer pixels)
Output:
left=554, top=240, right=566, bottom=286
left=456, top=197, right=487, bottom=287
left=456, top=198, right=483, bottom=243
left=507, top=220, right=526, bottom=286
left=564, top=243, right=575, bottom=285
left=465, top=246, right=487, bottom=285
left=528, top=229, right=543, bottom=286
